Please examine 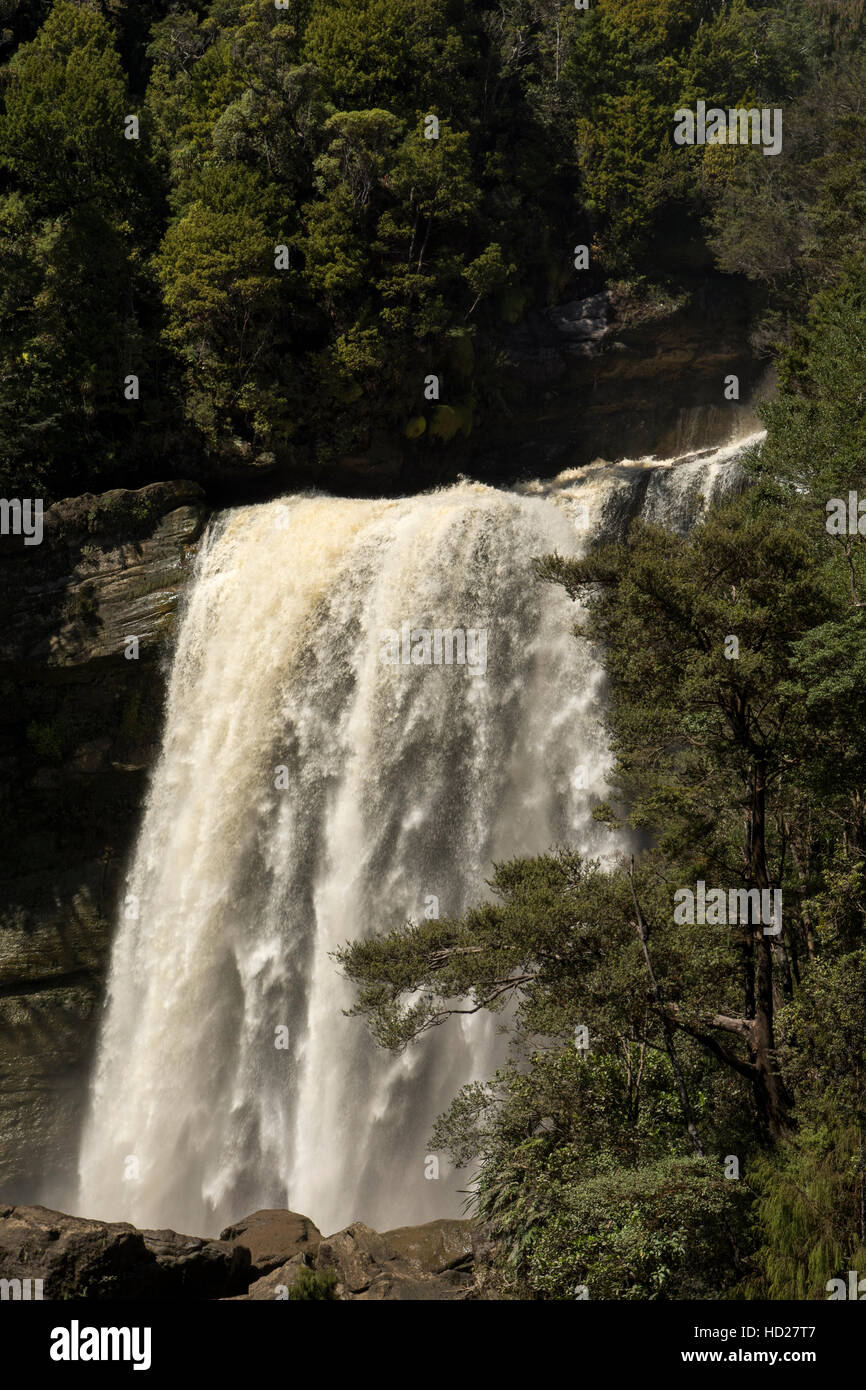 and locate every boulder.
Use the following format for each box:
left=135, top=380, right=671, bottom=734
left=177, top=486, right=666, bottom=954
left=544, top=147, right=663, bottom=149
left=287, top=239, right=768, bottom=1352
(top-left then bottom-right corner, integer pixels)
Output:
left=313, top=1221, right=399, bottom=1295
left=0, top=1204, right=249, bottom=1300
left=381, top=1217, right=473, bottom=1274
left=219, top=1208, right=322, bottom=1279
left=138, top=1226, right=251, bottom=1299
left=312, top=1221, right=476, bottom=1301
left=232, top=1253, right=313, bottom=1301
